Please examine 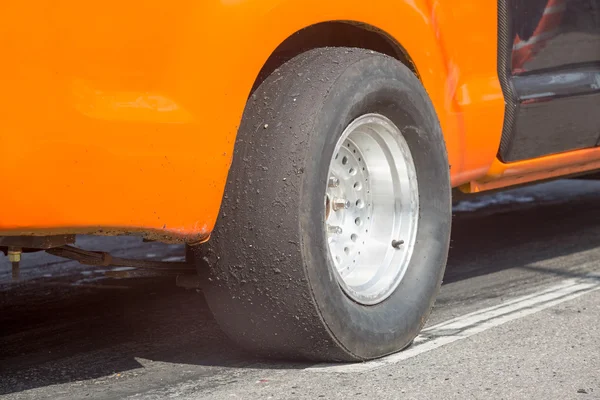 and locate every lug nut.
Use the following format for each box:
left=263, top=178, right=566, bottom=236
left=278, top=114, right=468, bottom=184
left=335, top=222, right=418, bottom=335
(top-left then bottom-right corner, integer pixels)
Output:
left=328, top=176, right=340, bottom=188
left=332, top=198, right=350, bottom=211
left=327, top=225, right=343, bottom=235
